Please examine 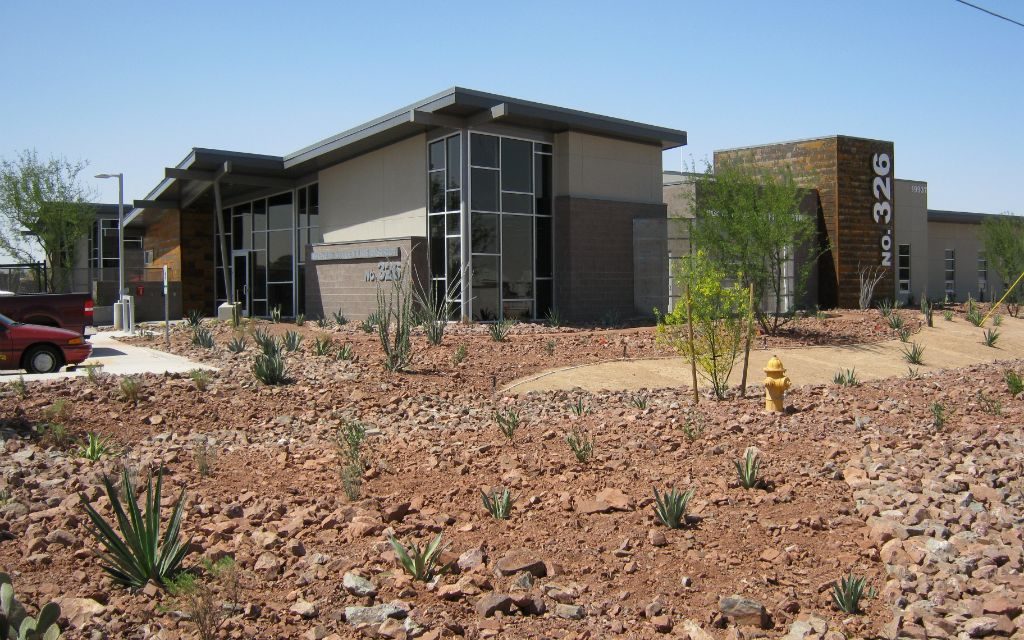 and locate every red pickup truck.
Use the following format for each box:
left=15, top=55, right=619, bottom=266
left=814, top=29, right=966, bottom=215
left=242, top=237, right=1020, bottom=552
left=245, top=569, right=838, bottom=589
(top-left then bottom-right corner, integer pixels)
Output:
left=0, top=312, right=93, bottom=373
left=0, top=293, right=94, bottom=336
